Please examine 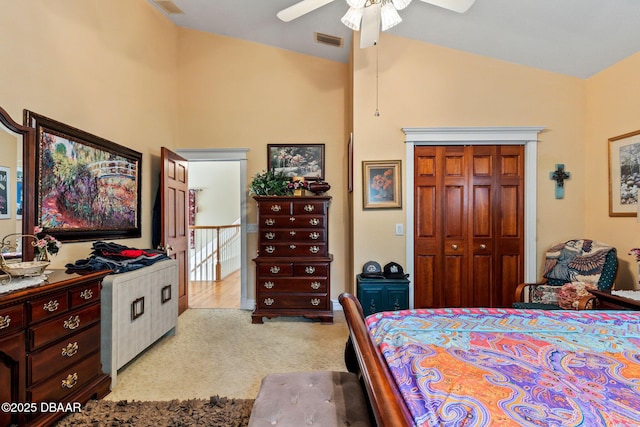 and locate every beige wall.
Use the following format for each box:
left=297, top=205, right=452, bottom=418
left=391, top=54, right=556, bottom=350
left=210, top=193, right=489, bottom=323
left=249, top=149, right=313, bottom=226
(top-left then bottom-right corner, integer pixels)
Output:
left=586, top=51, right=640, bottom=289
left=351, top=33, right=589, bottom=286
left=0, top=0, right=178, bottom=267
left=1, top=0, right=638, bottom=295
left=176, top=29, right=350, bottom=300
